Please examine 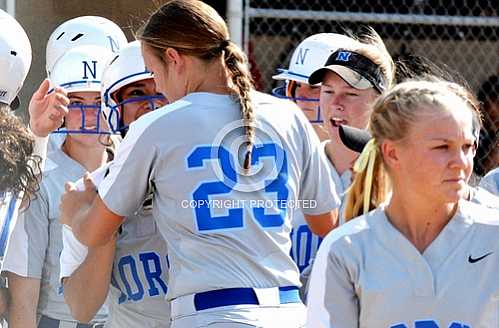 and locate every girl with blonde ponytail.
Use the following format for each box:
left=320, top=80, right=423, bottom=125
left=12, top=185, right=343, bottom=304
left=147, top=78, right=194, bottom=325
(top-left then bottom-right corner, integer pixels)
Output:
left=307, top=79, right=499, bottom=327
left=58, top=1, right=340, bottom=327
